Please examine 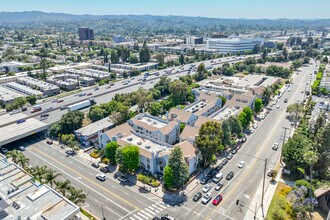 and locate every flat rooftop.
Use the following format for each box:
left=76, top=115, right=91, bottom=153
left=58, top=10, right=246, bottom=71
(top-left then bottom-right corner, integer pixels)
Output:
left=0, top=86, right=23, bottom=102
left=0, top=118, right=48, bottom=146
left=75, top=117, right=114, bottom=136
left=211, top=106, right=241, bottom=121
left=6, top=82, right=43, bottom=96
left=185, top=100, right=207, bottom=113
left=139, top=116, right=168, bottom=128
left=17, top=76, right=60, bottom=90
left=0, top=157, right=79, bottom=220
